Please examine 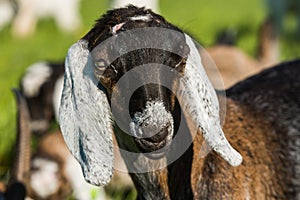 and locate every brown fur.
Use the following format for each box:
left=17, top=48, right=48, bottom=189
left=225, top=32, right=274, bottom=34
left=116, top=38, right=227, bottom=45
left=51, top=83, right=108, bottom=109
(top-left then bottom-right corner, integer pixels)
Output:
left=192, top=98, right=285, bottom=199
